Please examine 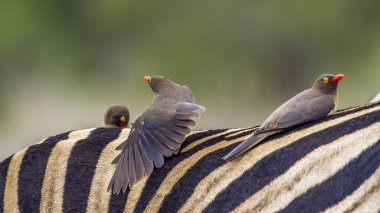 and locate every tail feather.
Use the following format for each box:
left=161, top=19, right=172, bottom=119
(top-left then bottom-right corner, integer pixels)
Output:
left=222, top=131, right=276, bottom=161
